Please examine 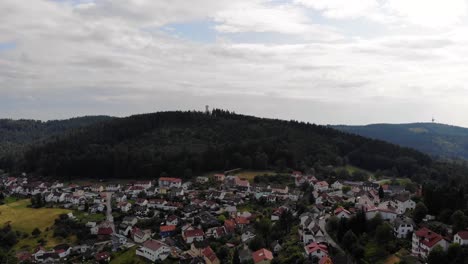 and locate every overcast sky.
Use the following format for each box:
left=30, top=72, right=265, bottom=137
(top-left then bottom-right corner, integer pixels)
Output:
left=2, top=0, right=468, bottom=126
